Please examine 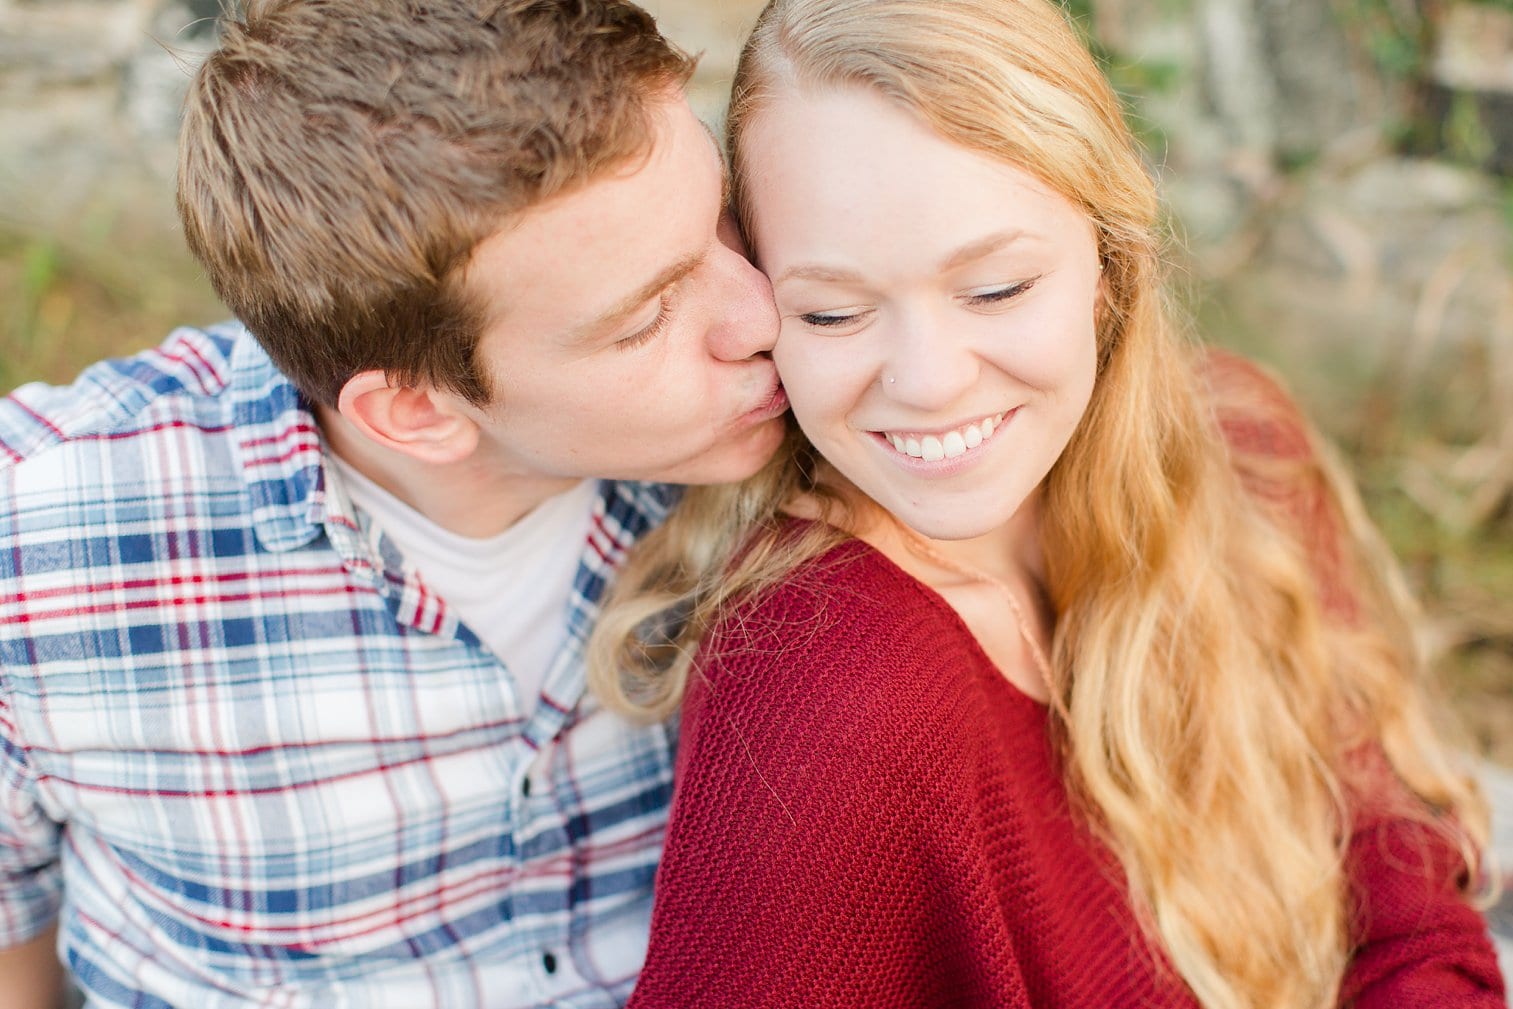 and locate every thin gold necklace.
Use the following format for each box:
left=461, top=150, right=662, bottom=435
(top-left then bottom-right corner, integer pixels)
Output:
left=897, top=525, right=1055, bottom=684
